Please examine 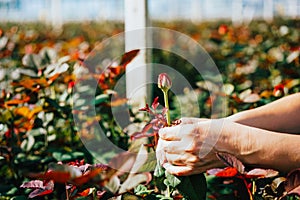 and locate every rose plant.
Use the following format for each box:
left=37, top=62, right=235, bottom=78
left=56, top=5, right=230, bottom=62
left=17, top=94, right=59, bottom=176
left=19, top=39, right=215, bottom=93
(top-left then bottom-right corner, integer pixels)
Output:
left=0, top=20, right=300, bottom=199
